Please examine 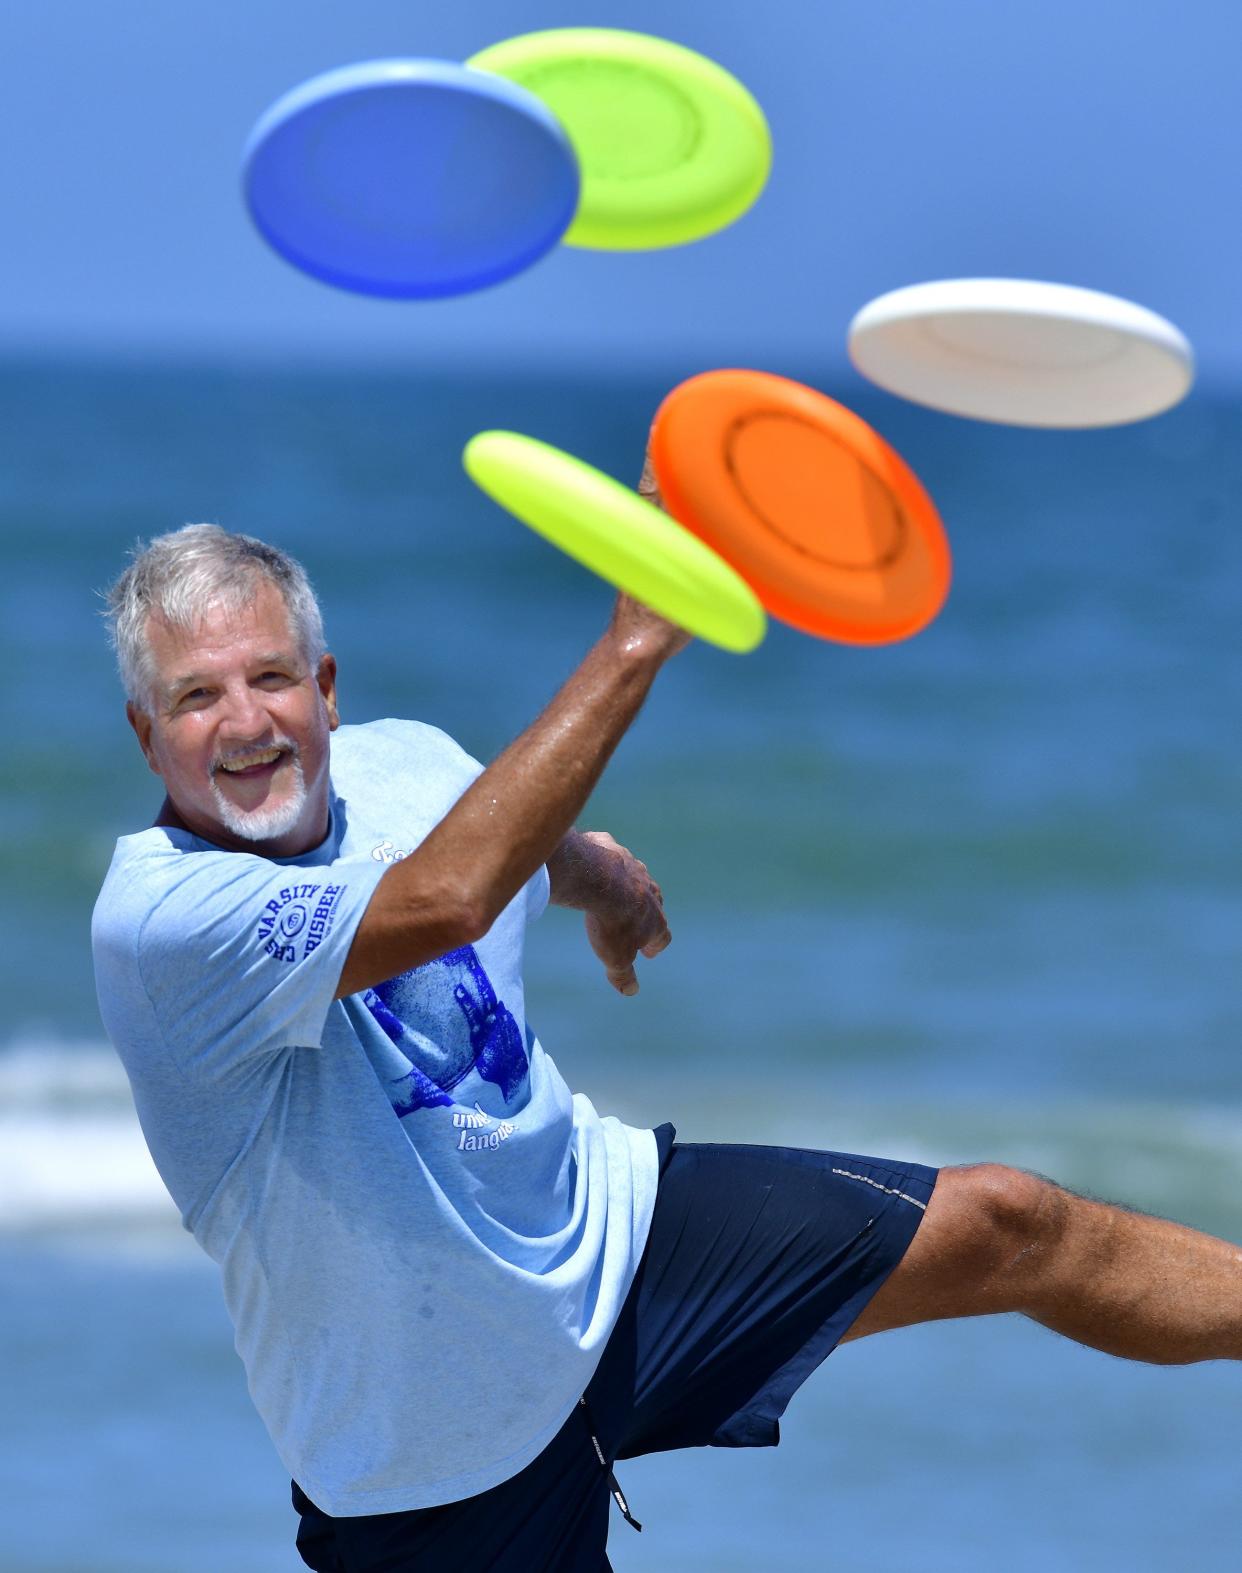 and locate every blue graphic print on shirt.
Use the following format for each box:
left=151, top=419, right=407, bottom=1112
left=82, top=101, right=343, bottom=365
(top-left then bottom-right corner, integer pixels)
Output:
left=363, top=945, right=529, bottom=1116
